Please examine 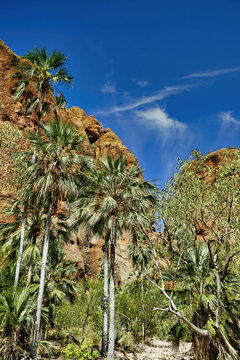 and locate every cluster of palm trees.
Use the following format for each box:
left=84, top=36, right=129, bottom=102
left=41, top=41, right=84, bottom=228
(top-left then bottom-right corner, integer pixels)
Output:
left=71, top=157, right=157, bottom=358
left=0, top=47, right=157, bottom=359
